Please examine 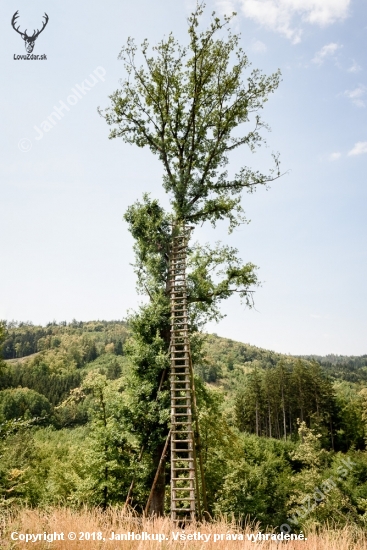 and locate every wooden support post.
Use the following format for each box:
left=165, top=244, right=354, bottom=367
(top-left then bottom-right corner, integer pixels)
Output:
left=144, top=430, right=171, bottom=516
